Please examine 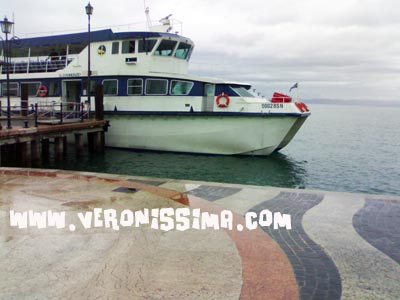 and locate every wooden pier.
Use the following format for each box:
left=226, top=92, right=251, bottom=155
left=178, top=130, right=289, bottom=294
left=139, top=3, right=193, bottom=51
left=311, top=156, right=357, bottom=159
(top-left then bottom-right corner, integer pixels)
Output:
left=0, top=119, right=107, bottom=166
left=0, top=84, right=107, bottom=166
